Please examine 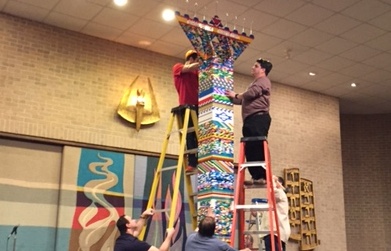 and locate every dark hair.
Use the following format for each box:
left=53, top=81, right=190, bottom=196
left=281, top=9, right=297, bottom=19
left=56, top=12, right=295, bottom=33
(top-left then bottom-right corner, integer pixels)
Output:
left=256, top=58, right=273, bottom=76
left=116, top=215, right=129, bottom=234
left=186, top=53, right=198, bottom=61
left=198, top=216, right=215, bottom=237
left=277, top=176, right=285, bottom=187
